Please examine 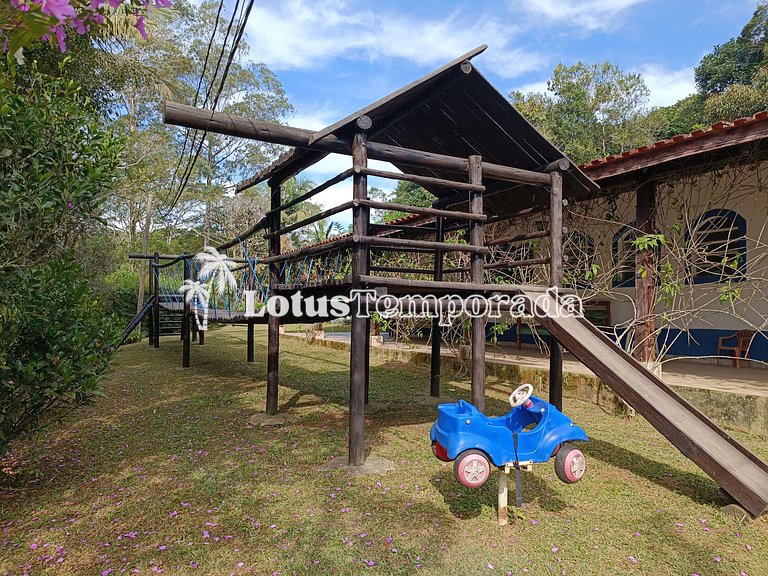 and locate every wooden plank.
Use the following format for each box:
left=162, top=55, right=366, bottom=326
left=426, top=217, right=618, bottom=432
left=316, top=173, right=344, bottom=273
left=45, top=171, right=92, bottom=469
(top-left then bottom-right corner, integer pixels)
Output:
left=522, top=289, right=768, bottom=517
left=358, top=275, right=549, bottom=295
left=369, top=266, right=435, bottom=274
left=486, top=229, right=550, bottom=246
left=358, top=235, right=490, bottom=255
left=265, top=201, right=354, bottom=238
left=262, top=169, right=353, bottom=209
left=357, top=199, right=486, bottom=221
left=359, top=167, right=485, bottom=192
left=259, top=236, right=354, bottom=264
